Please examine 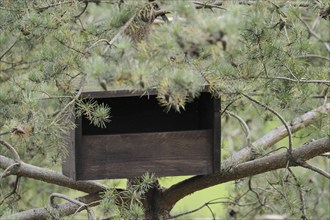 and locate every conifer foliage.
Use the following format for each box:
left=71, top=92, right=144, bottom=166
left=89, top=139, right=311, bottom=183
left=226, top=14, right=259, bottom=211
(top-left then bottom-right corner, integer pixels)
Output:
left=0, top=0, right=329, bottom=219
